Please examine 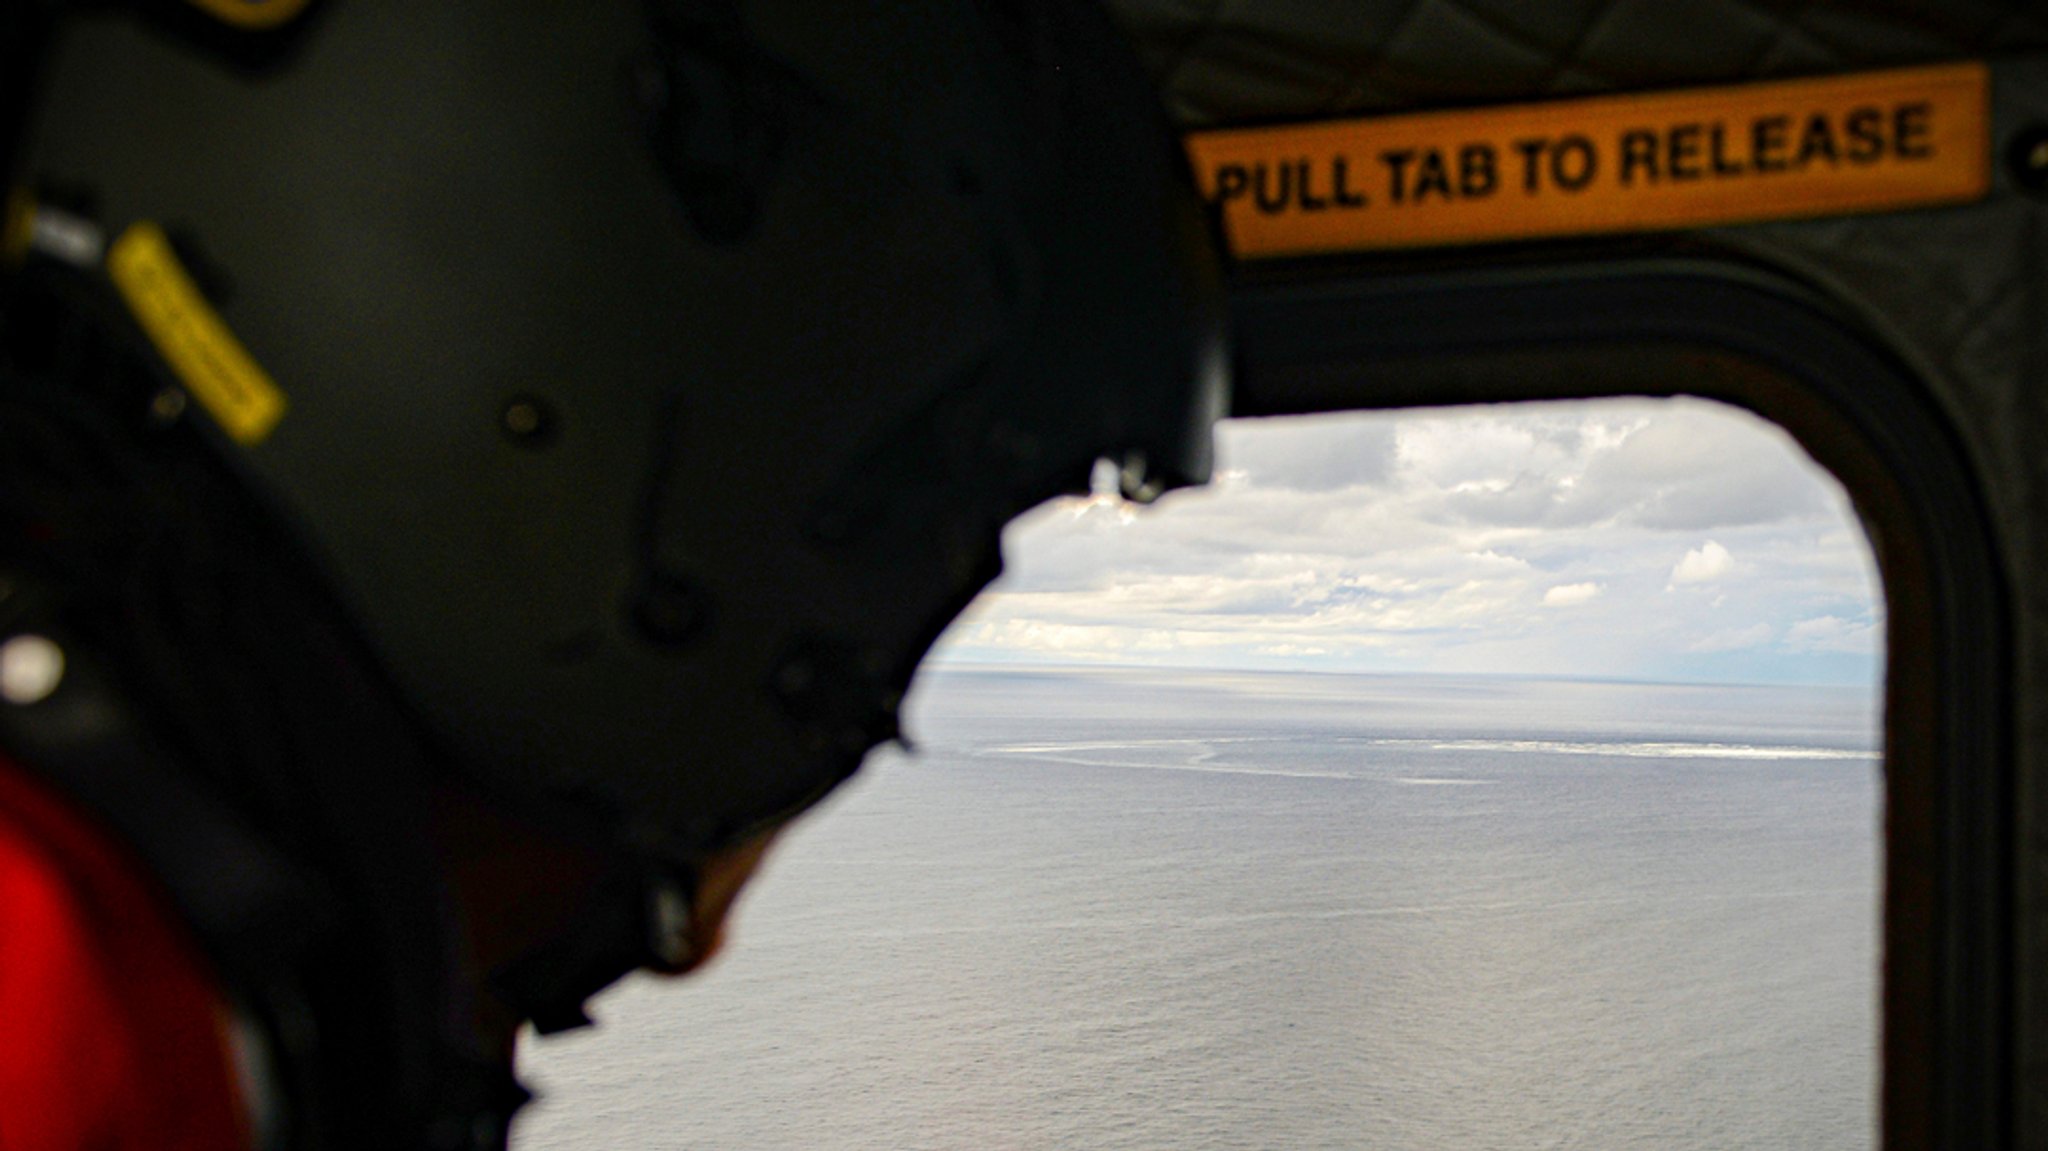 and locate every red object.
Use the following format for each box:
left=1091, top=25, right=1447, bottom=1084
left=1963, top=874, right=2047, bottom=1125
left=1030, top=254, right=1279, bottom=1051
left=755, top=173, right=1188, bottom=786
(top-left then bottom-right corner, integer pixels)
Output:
left=0, top=754, right=249, bottom=1151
